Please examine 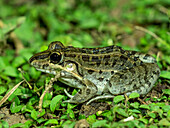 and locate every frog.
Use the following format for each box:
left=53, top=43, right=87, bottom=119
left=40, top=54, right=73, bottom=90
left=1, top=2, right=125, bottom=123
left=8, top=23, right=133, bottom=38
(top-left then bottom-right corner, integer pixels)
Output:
left=29, top=41, right=160, bottom=105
